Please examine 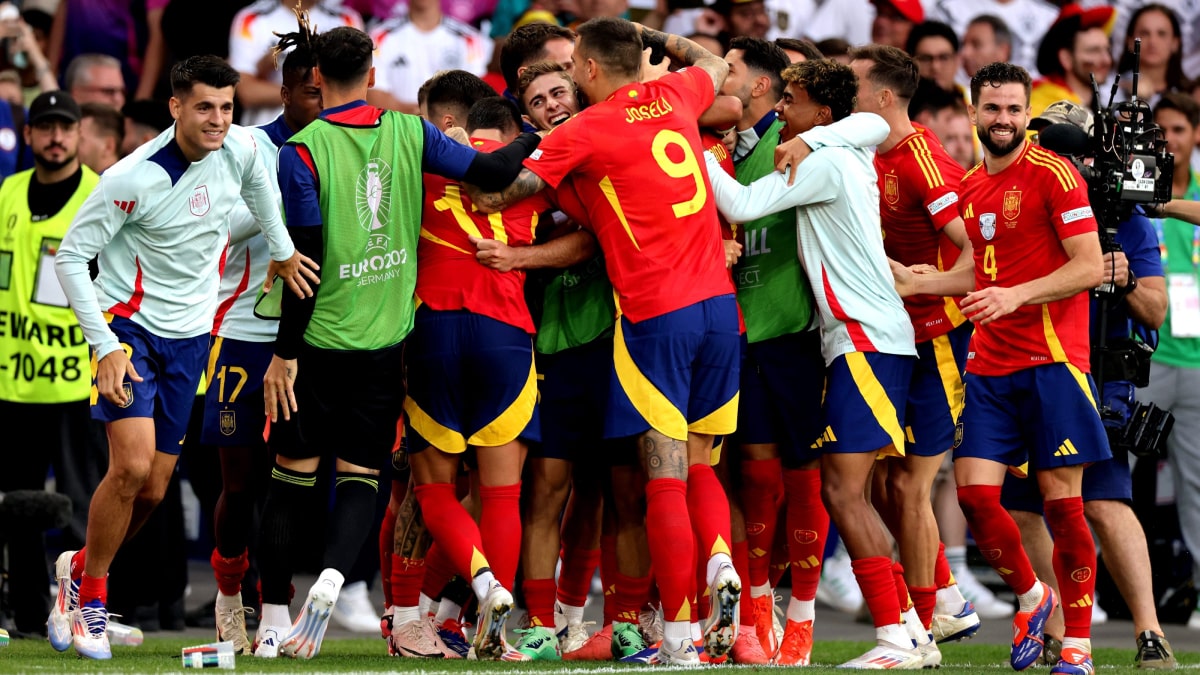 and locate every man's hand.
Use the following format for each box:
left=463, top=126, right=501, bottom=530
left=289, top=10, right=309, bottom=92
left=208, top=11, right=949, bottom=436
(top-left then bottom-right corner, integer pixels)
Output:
left=723, top=239, right=743, bottom=268
left=890, top=259, right=918, bottom=297
left=641, top=46, right=670, bottom=83
left=445, top=126, right=470, bottom=145
left=95, top=349, right=142, bottom=407
left=774, top=135, right=813, bottom=186
left=471, top=236, right=520, bottom=271
left=263, top=355, right=298, bottom=423
left=1102, top=250, right=1130, bottom=288
left=961, top=286, right=1025, bottom=324
left=265, top=251, right=321, bottom=298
